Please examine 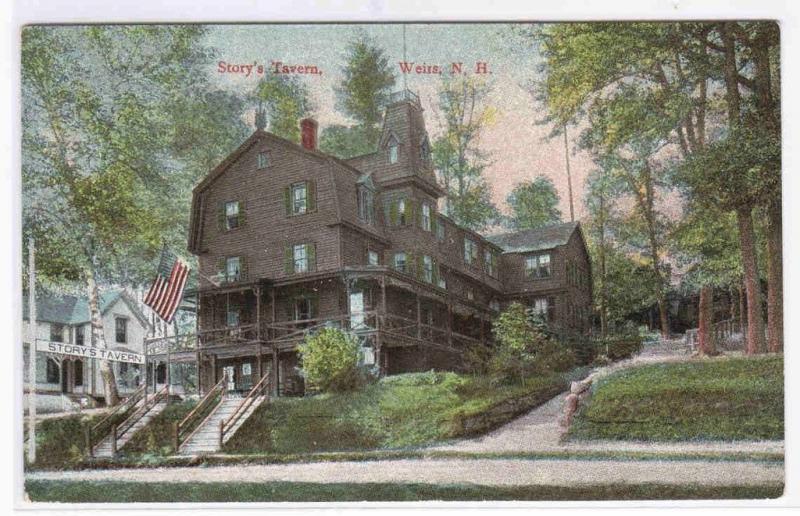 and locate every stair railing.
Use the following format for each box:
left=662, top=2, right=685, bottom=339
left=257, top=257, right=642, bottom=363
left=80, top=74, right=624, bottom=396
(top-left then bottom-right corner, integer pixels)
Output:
left=85, top=383, right=146, bottom=458
left=173, top=375, right=227, bottom=452
left=219, top=373, right=271, bottom=448
left=114, top=384, right=170, bottom=447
